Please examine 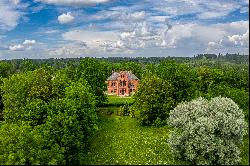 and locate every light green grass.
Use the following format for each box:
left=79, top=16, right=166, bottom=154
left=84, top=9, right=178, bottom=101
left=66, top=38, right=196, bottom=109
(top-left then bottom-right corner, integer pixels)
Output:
left=105, top=95, right=134, bottom=106
left=82, top=107, right=249, bottom=165
left=240, top=134, right=249, bottom=165
left=81, top=107, right=185, bottom=165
